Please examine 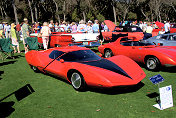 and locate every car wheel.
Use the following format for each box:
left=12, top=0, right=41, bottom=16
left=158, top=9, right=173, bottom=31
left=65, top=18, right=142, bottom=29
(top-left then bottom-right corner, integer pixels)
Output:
left=104, top=49, right=113, bottom=58
left=70, top=72, right=86, bottom=91
left=145, top=57, right=160, bottom=71
left=31, top=65, right=39, bottom=72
